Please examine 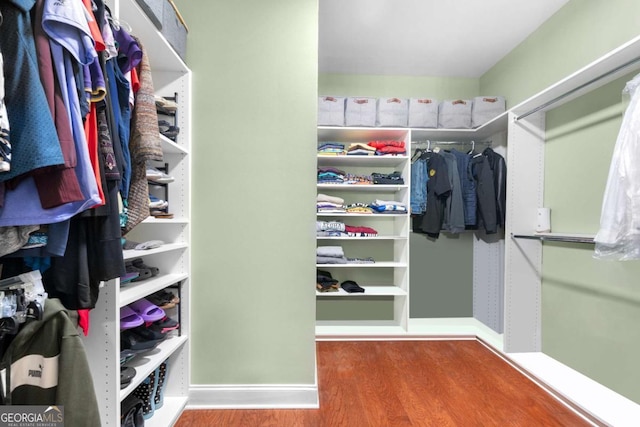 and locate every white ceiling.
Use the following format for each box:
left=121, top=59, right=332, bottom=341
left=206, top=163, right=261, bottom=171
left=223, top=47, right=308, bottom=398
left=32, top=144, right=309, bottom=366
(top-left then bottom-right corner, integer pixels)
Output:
left=319, top=0, right=570, bottom=78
